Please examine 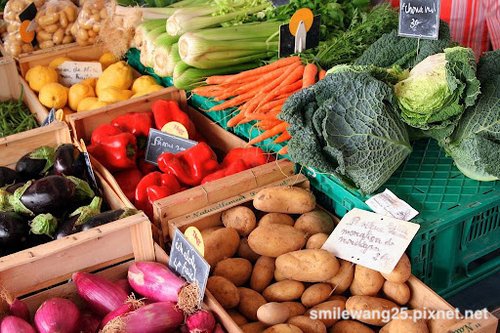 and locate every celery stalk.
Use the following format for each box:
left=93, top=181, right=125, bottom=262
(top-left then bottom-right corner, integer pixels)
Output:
left=134, top=19, right=165, bottom=48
